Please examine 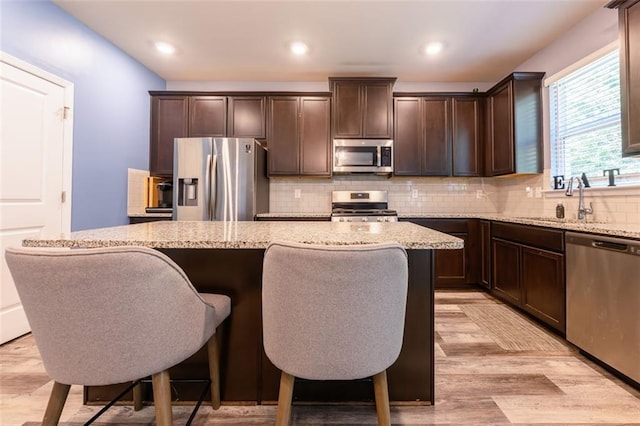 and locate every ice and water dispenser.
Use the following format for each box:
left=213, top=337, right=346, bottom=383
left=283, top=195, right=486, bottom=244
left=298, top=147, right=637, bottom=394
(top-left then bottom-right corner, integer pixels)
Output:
left=177, top=178, right=198, bottom=207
